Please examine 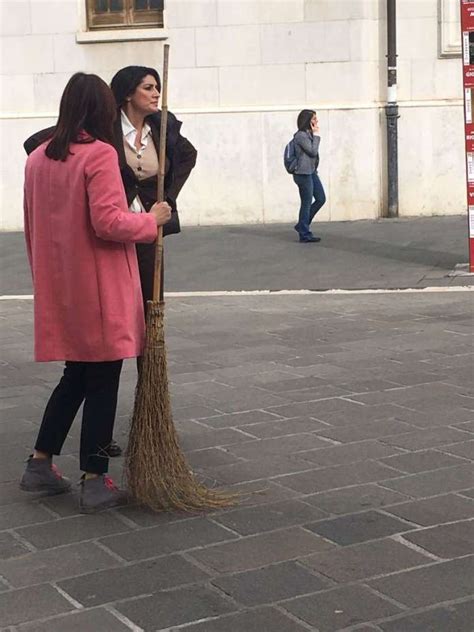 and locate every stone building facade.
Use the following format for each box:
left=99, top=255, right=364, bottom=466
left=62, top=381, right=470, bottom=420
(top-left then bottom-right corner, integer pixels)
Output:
left=0, top=0, right=463, bottom=230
